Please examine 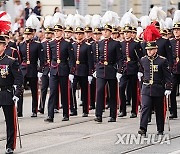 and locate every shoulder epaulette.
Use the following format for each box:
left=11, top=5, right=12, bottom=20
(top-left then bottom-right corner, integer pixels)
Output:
left=35, top=40, right=40, bottom=43
left=134, top=39, right=139, bottom=43
left=65, top=39, right=70, bottom=42
left=85, top=42, right=91, bottom=45
left=10, top=47, right=17, bottom=51
left=159, top=55, right=166, bottom=59
left=7, top=55, right=15, bottom=60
